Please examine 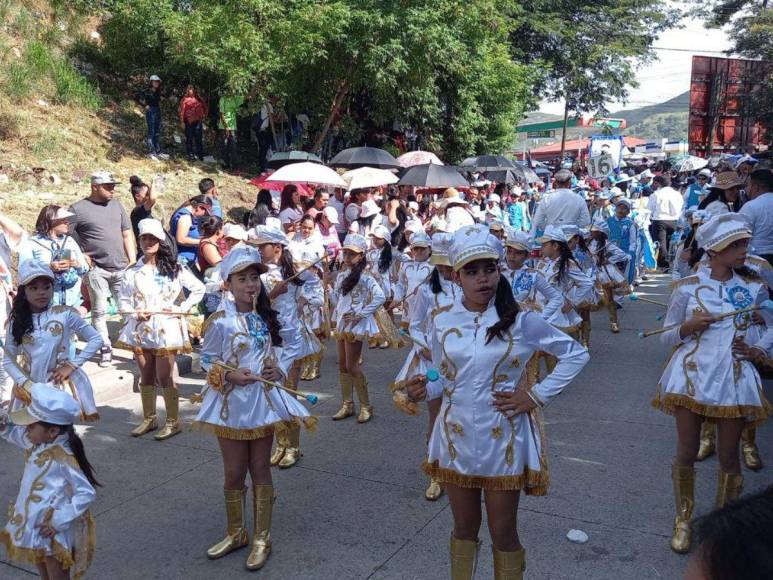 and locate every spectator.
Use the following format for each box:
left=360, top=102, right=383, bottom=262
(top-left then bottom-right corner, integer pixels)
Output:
left=196, top=215, right=224, bottom=277
left=218, top=93, right=244, bottom=170
left=740, top=168, right=773, bottom=265
left=278, top=184, right=304, bottom=233
left=647, top=174, right=683, bottom=270
left=136, top=74, right=167, bottom=160
left=198, top=178, right=223, bottom=218
left=327, top=188, right=347, bottom=242
left=345, top=188, right=368, bottom=233
left=18, top=205, right=88, bottom=309
left=170, top=194, right=212, bottom=271
left=290, top=214, right=325, bottom=263
left=316, top=206, right=342, bottom=260
left=313, top=188, right=329, bottom=211
left=735, top=154, right=759, bottom=192
left=698, top=171, right=743, bottom=217
left=246, top=188, right=276, bottom=228
left=529, top=169, right=591, bottom=236
left=129, top=176, right=158, bottom=255
left=684, top=169, right=711, bottom=208
left=69, top=171, right=136, bottom=366
left=179, top=84, right=208, bottom=162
